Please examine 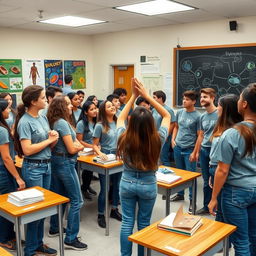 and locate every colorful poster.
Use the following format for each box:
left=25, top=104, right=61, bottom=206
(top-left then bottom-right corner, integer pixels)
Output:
left=0, top=59, right=23, bottom=92
left=64, top=60, right=86, bottom=89
left=44, top=60, right=63, bottom=88
left=23, top=59, right=45, bottom=88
